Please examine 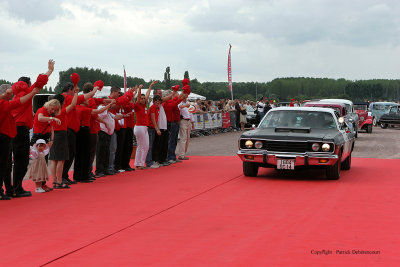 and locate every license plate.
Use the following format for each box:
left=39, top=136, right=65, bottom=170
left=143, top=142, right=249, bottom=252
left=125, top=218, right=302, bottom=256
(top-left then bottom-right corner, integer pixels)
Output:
left=277, top=159, right=295, bottom=170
